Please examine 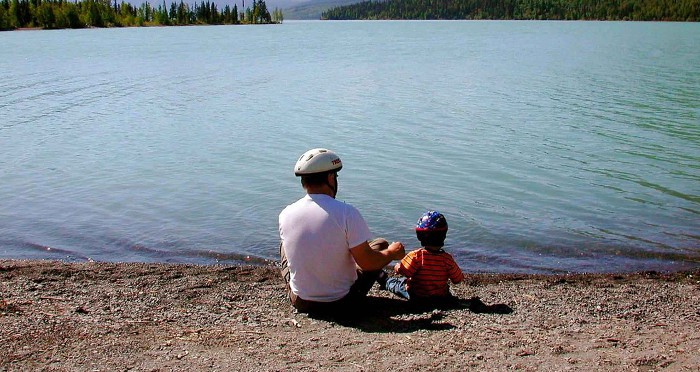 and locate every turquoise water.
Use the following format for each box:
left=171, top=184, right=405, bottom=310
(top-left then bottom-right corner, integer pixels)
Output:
left=1, top=21, right=698, bottom=273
